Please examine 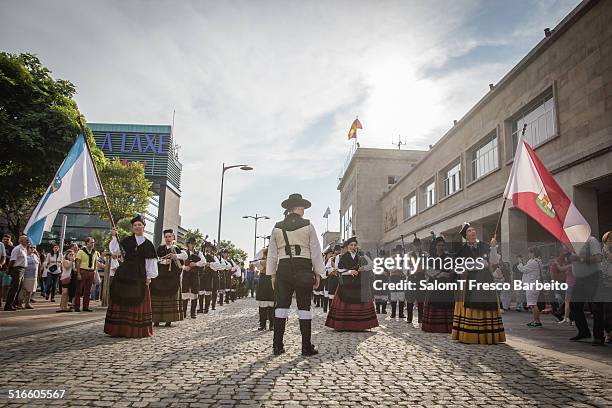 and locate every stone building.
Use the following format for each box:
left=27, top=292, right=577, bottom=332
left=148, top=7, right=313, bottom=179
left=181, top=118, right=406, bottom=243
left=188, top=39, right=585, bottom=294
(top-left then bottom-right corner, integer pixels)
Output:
left=378, top=0, right=612, bottom=260
left=337, top=148, right=427, bottom=256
